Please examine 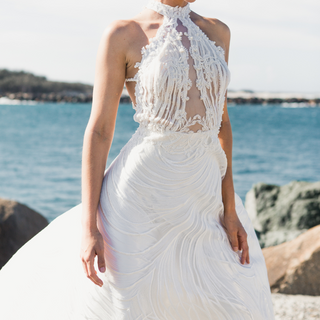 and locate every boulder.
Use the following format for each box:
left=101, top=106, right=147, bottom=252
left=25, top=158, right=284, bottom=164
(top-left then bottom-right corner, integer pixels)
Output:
left=262, top=224, right=320, bottom=296
left=245, top=181, right=320, bottom=247
left=0, top=198, right=48, bottom=269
